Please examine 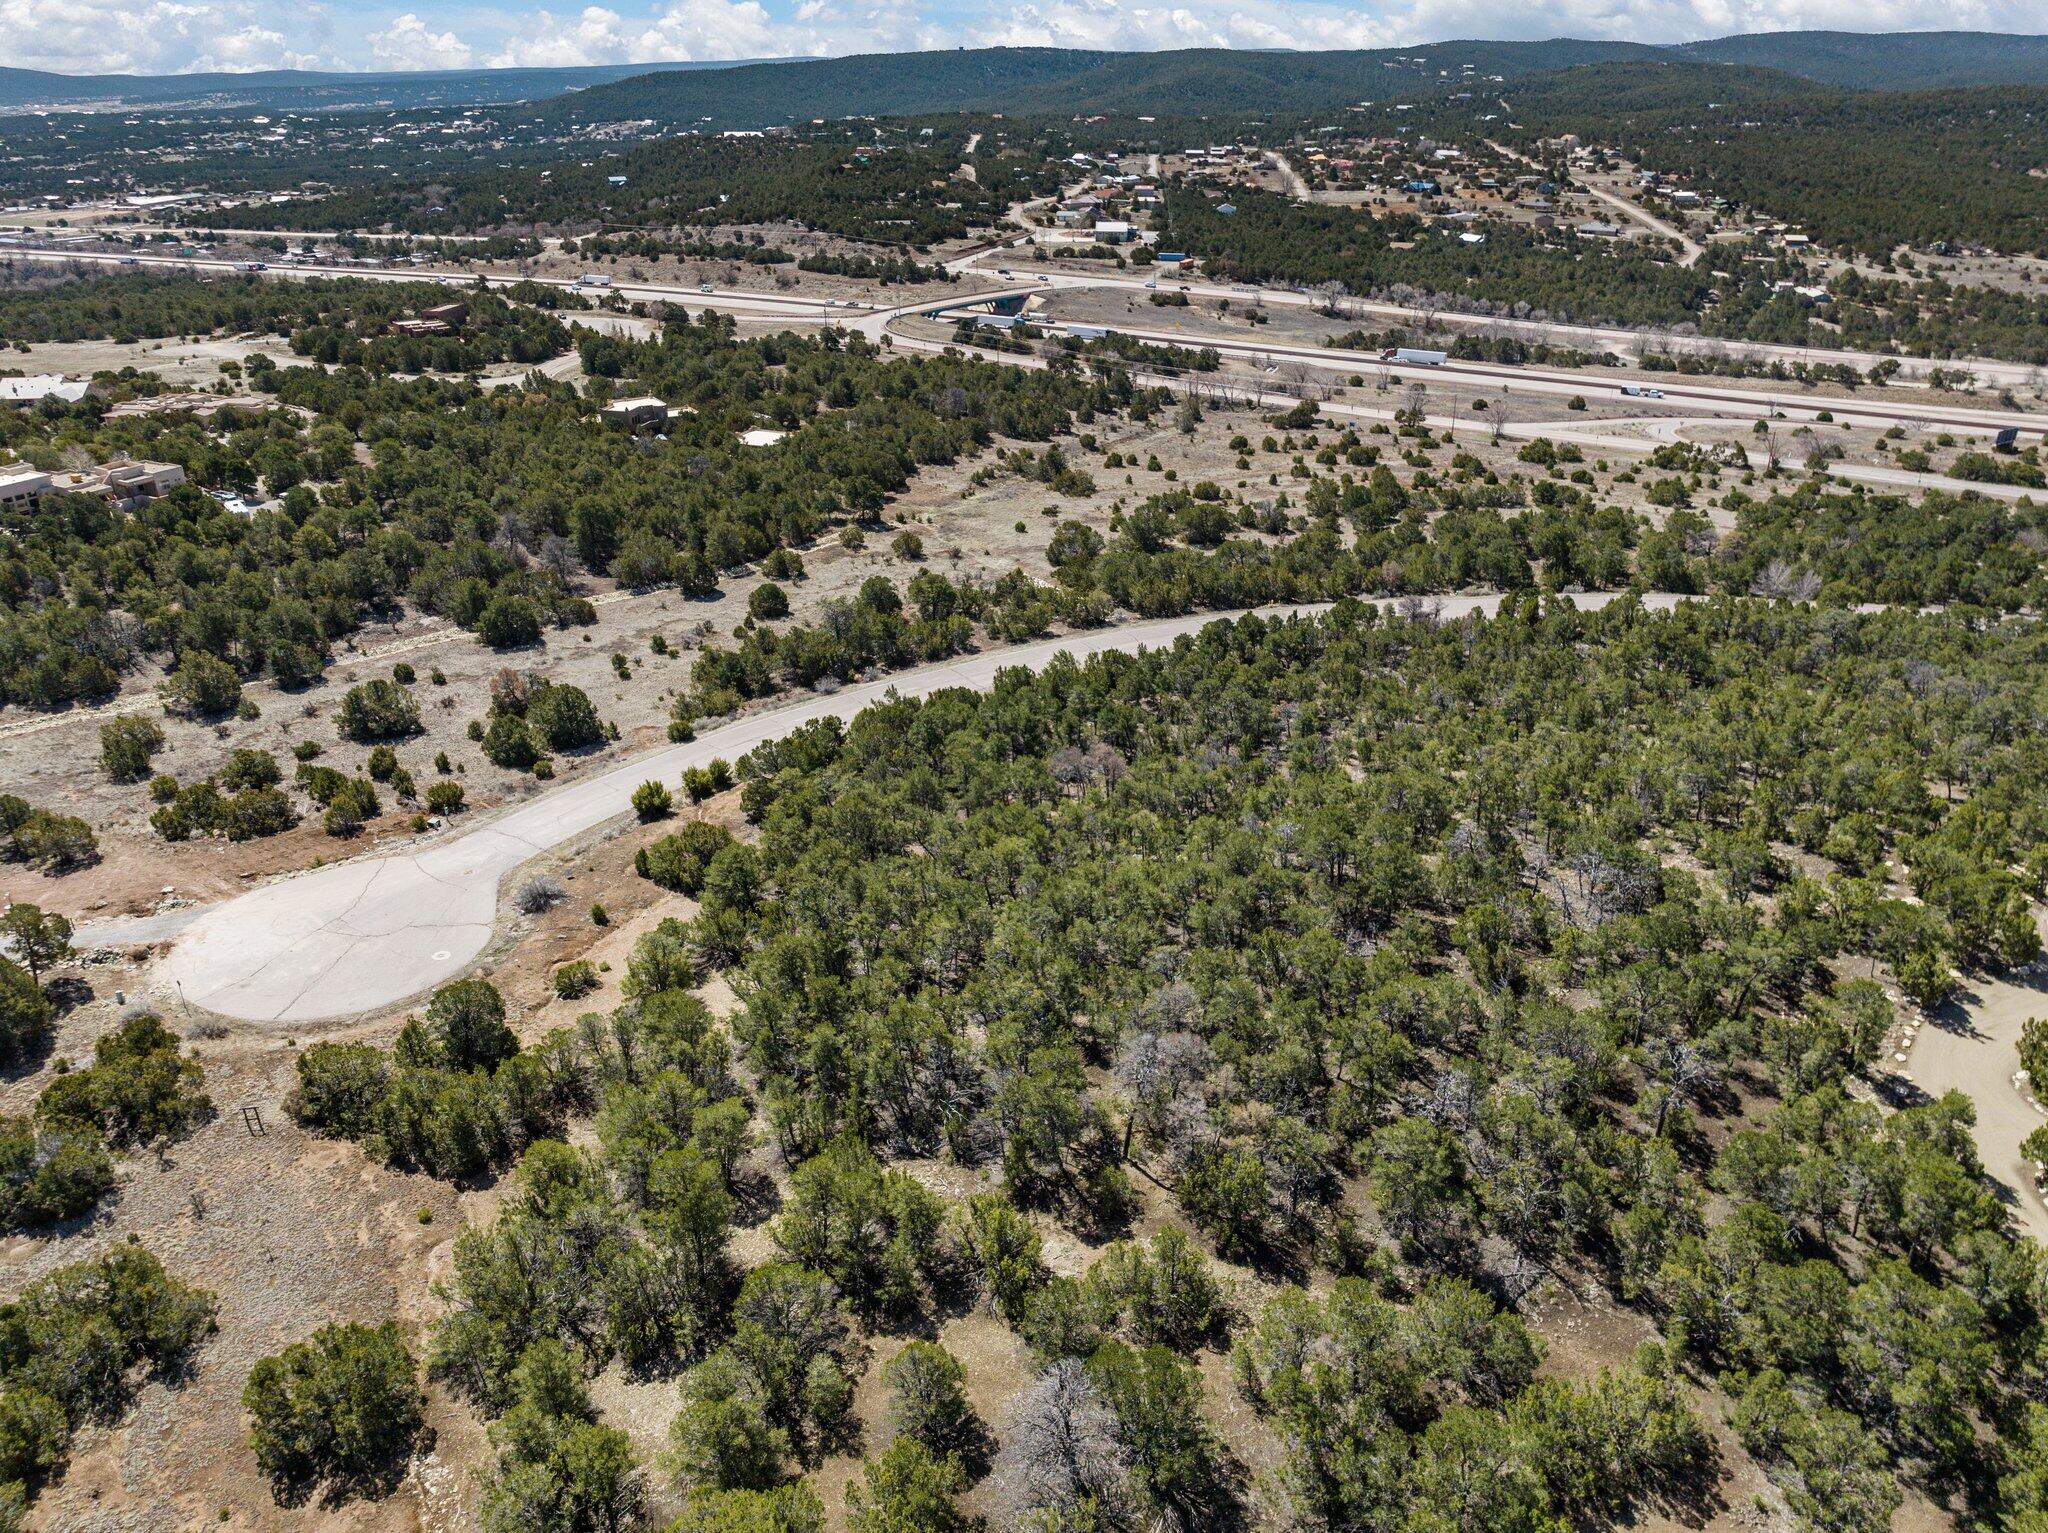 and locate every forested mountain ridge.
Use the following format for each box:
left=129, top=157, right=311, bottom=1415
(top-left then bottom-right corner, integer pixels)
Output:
left=0, top=60, right=753, bottom=114
left=536, top=43, right=1656, bottom=127
left=7, top=30, right=2045, bottom=121
left=551, top=34, right=2048, bottom=129
left=1675, top=29, right=2048, bottom=89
